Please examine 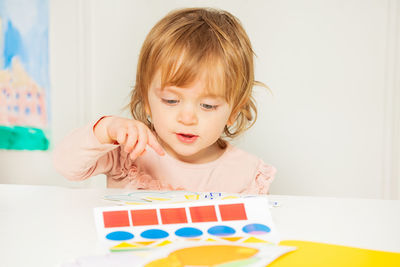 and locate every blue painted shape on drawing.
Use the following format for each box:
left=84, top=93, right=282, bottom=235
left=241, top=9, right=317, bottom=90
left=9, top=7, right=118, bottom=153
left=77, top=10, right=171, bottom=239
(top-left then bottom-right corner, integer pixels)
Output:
left=106, top=231, right=134, bottom=241
left=3, top=20, right=27, bottom=68
left=207, top=225, right=236, bottom=236
left=140, top=229, right=169, bottom=239
left=175, top=227, right=203, bottom=238
left=242, top=223, right=271, bottom=235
